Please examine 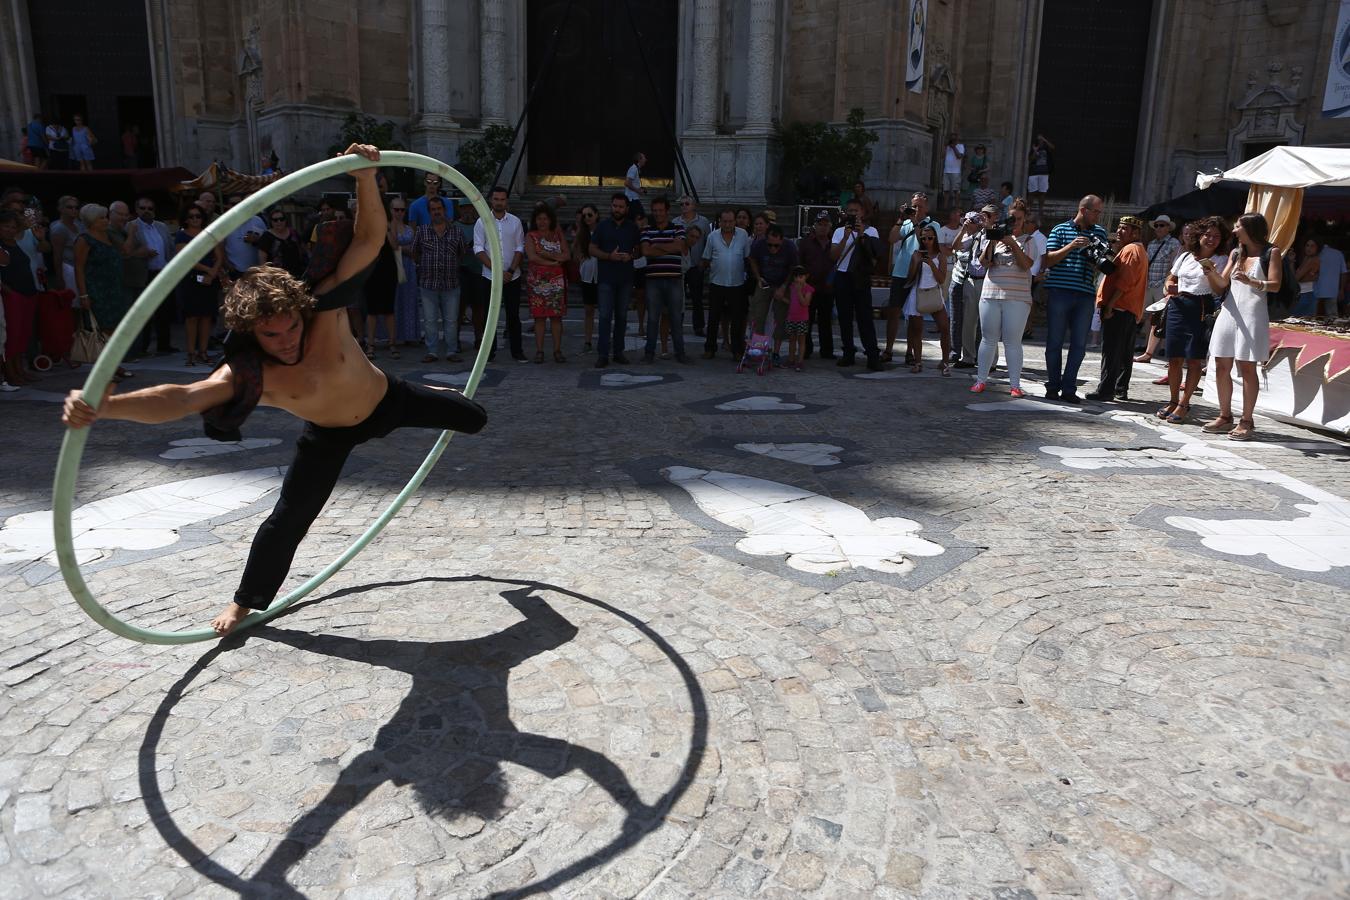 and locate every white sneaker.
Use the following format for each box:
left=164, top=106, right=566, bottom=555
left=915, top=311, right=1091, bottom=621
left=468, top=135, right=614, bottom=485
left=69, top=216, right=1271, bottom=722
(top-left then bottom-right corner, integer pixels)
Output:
left=0, top=381, right=19, bottom=392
